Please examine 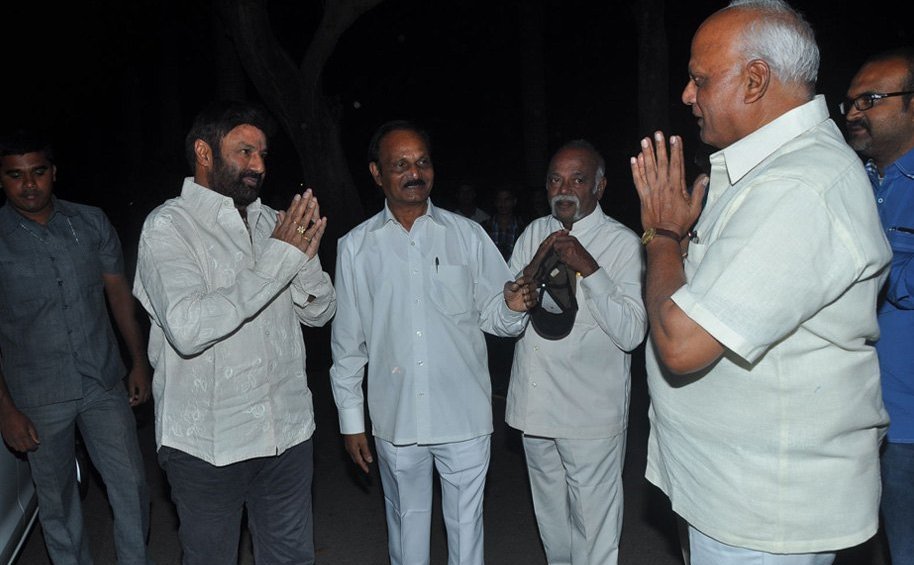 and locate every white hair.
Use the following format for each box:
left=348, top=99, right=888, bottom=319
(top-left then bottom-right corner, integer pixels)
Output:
left=726, top=0, right=819, bottom=87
